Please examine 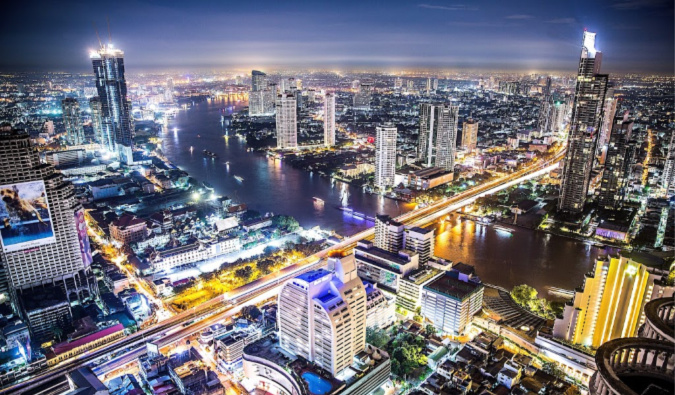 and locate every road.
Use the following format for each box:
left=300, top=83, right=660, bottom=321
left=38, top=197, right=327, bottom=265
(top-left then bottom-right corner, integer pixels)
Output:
left=1, top=150, right=563, bottom=394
